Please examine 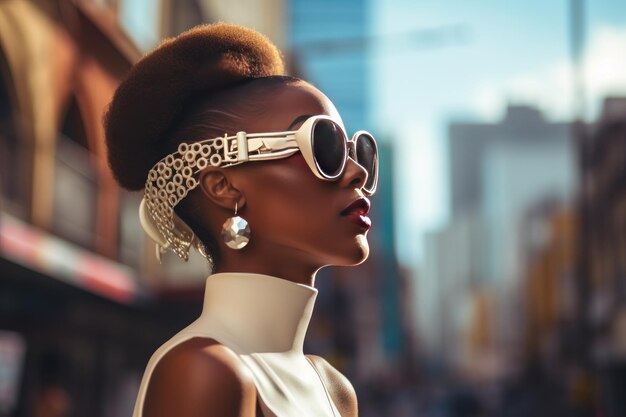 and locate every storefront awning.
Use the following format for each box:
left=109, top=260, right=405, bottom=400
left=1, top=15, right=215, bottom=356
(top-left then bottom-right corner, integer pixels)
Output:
left=0, top=212, right=138, bottom=303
